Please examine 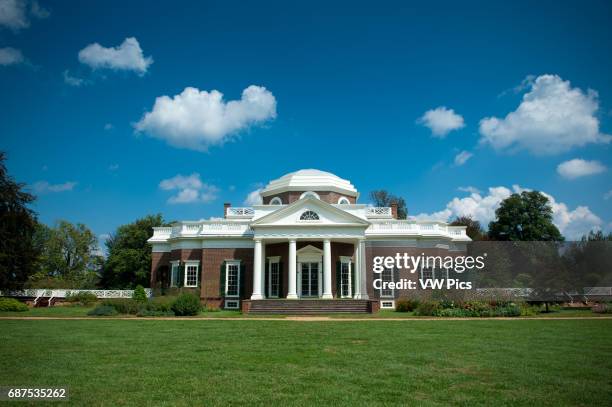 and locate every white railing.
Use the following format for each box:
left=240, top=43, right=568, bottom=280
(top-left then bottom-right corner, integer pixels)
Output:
left=150, top=227, right=172, bottom=240
left=0, top=289, right=153, bottom=299
left=226, top=207, right=255, bottom=218
left=151, top=221, right=253, bottom=241
left=584, top=287, right=612, bottom=296
left=366, top=207, right=393, bottom=218
left=367, top=221, right=467, bottom=238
